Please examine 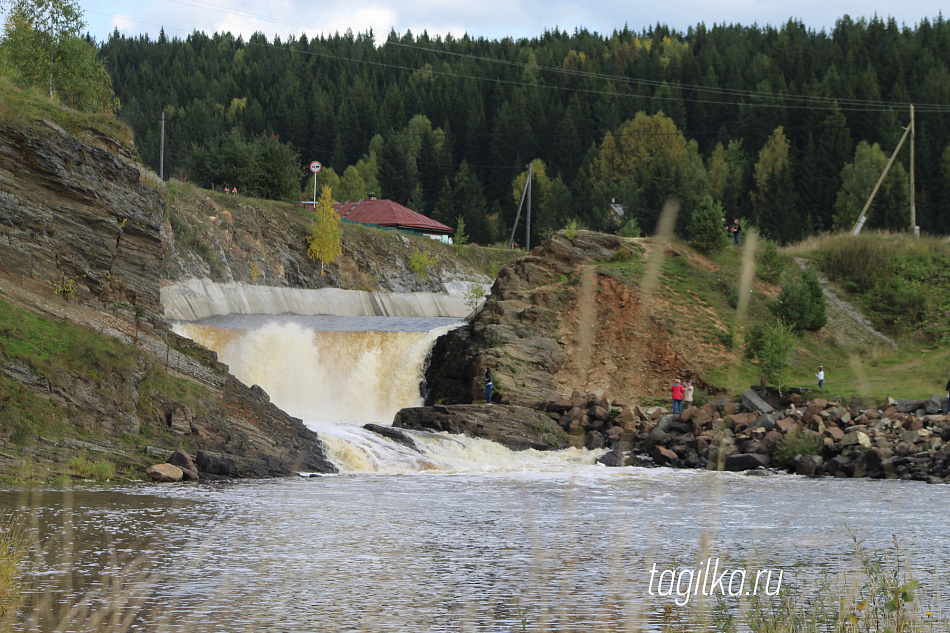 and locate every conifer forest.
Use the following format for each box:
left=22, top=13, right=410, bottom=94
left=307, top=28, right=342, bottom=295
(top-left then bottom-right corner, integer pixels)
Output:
left=101, top=18, right=950, bottom=244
